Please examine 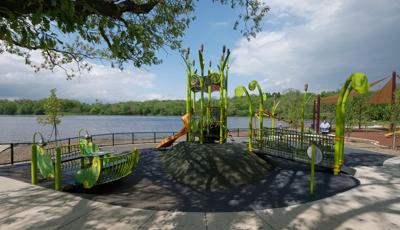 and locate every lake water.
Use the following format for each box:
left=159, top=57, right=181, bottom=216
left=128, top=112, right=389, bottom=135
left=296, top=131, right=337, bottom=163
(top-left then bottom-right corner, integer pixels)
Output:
left=0, top=115, right=284, bottom=143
